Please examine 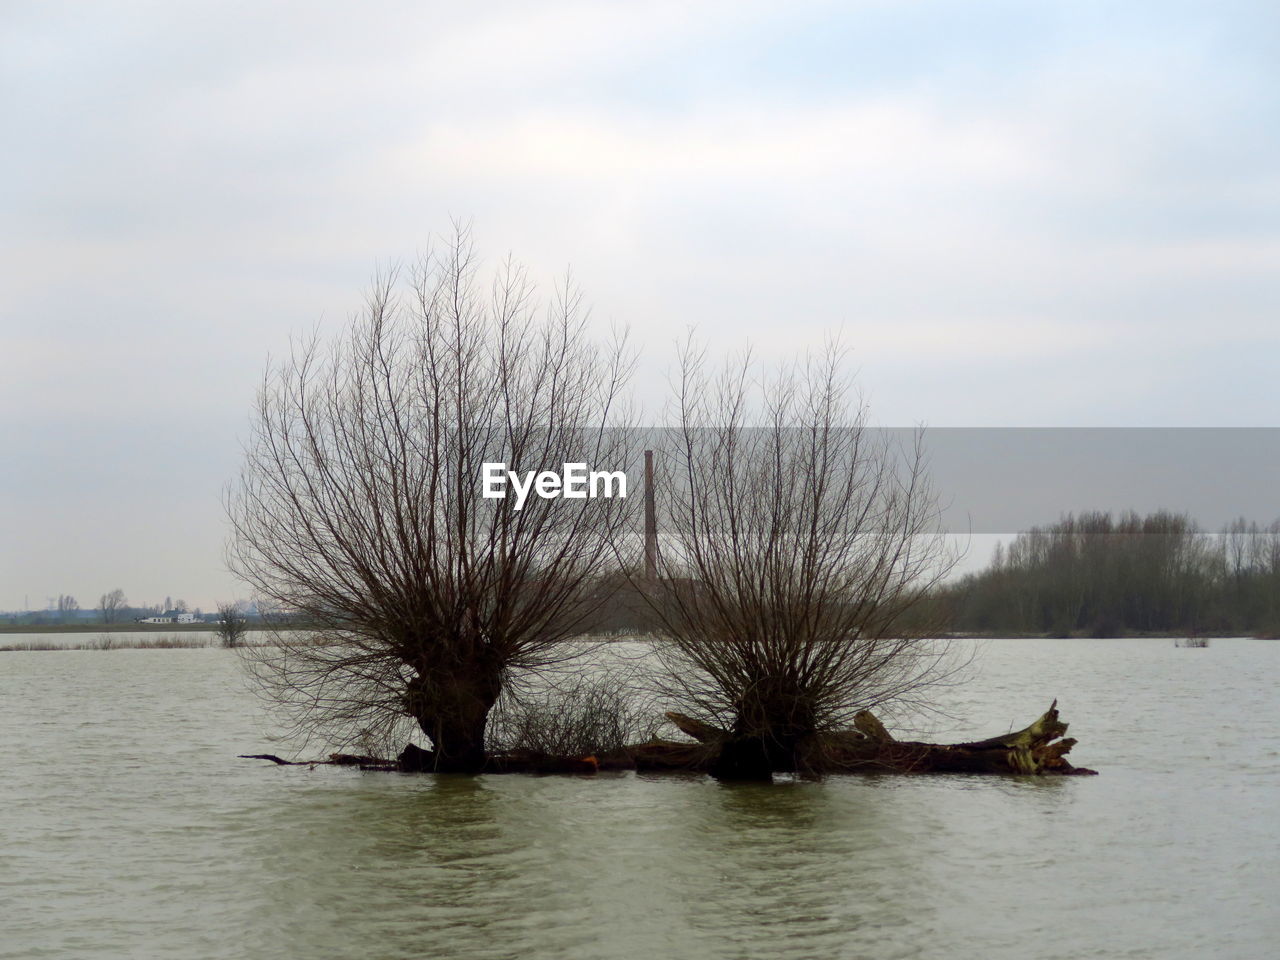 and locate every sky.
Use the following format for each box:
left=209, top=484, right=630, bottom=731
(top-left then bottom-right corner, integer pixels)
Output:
left=2, top=0, right=1278, bottom=612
